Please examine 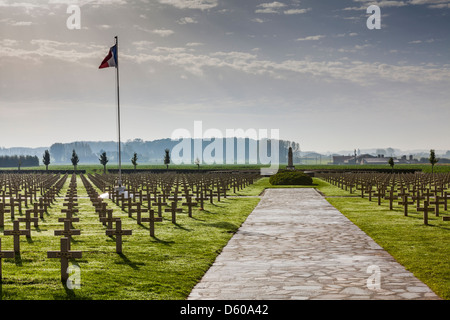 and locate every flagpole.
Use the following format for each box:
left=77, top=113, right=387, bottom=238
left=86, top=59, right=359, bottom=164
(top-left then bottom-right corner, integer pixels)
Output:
left=115, top=35, right=123, bottom=188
